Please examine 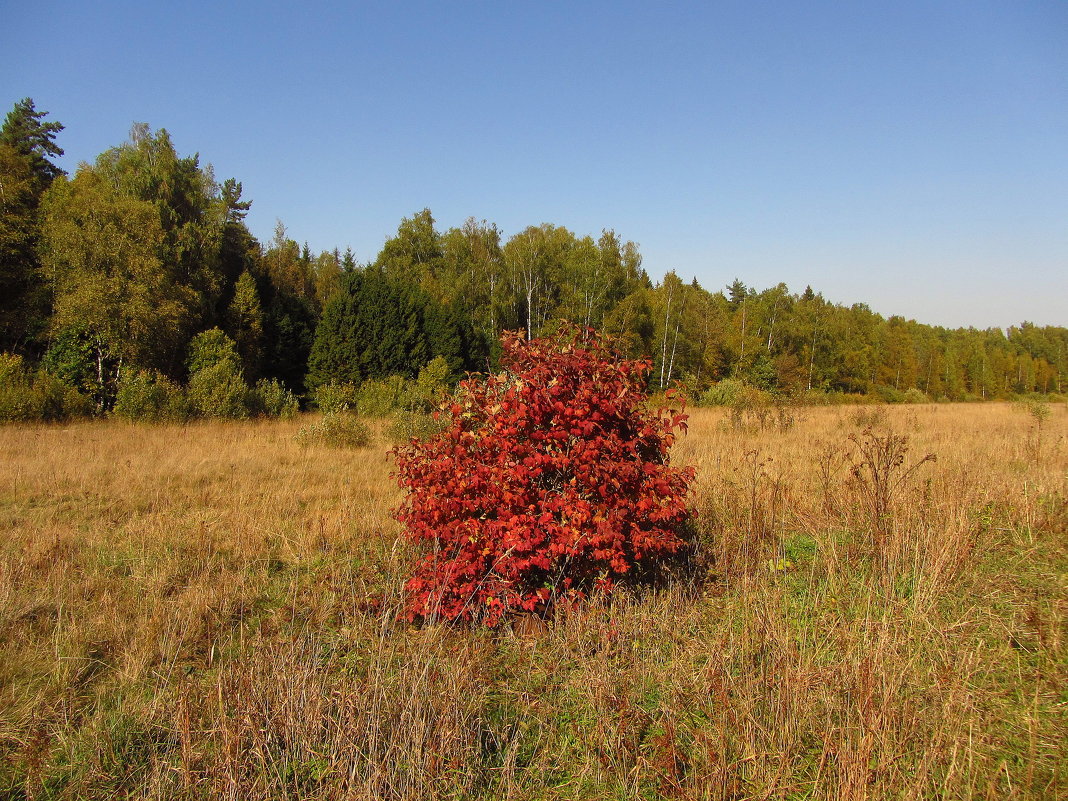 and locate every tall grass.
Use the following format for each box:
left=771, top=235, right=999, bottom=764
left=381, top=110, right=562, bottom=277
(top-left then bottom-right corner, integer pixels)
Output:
left=0, top=403, right=1064, bottom=799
